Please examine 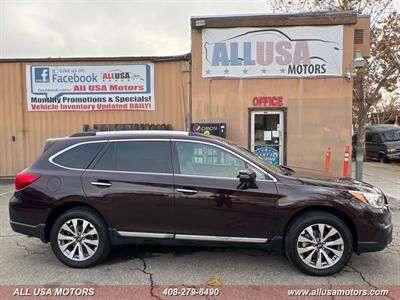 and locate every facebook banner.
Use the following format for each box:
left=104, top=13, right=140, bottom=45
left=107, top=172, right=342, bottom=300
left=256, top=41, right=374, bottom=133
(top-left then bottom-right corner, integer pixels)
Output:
left=202, top=26, right=343, bottom=78
left=26, top=64, right=155, bottom=111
